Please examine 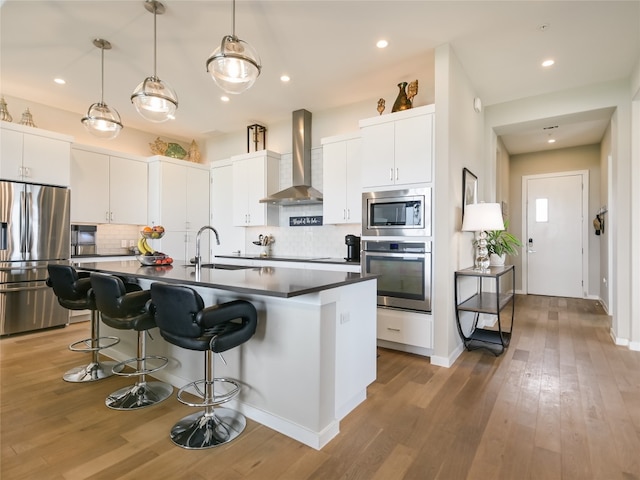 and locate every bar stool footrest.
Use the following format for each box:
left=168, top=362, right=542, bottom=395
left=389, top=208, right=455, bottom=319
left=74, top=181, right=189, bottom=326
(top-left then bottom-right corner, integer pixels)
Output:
left=176, top=378, right=240, bottom=408
left=112, top=355, right=169, bottom=377
left=68, top=335, right=120, bottom=353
